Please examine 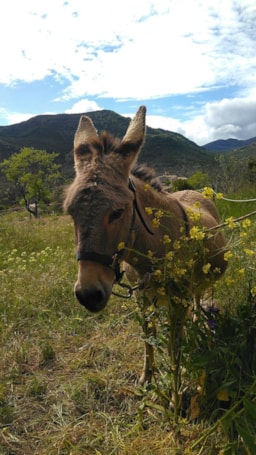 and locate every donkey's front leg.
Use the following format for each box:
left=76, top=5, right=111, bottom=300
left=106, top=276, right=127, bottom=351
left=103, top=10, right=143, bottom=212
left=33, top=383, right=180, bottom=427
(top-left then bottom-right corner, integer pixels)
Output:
left=138, top=297, right=157, bottom=385
left=139, top=337, right=156, bottom=385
